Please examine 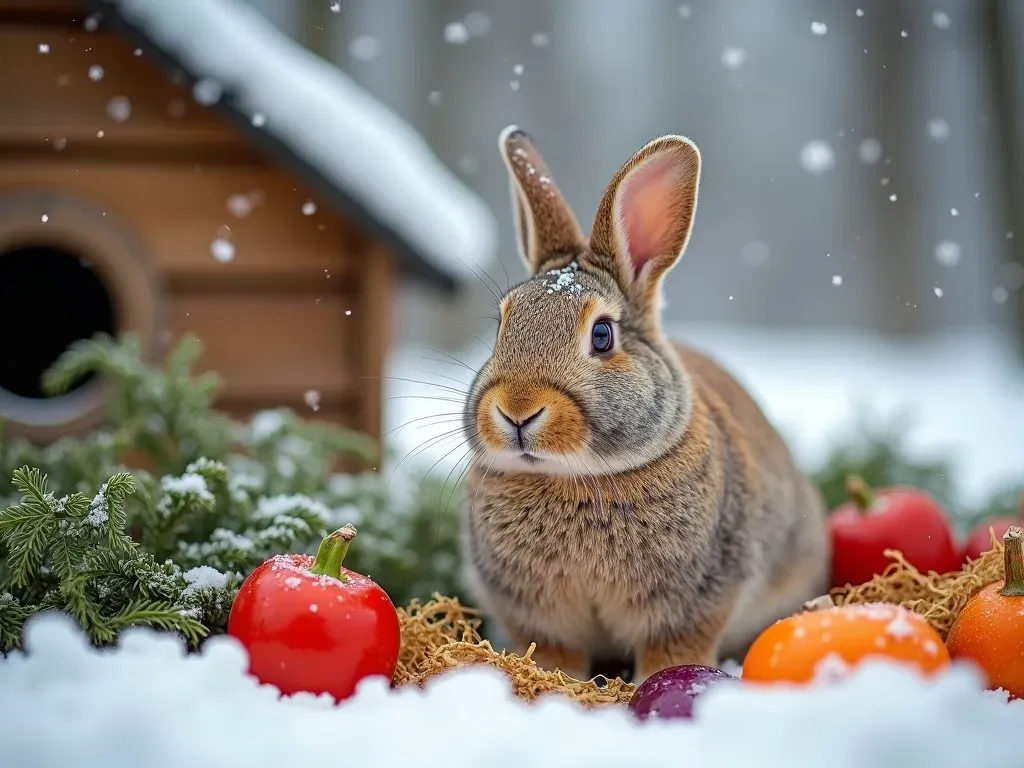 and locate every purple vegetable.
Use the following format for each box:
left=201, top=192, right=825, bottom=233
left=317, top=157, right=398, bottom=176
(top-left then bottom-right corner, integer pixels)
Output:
left=627, top=664, right=737, bottom=721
